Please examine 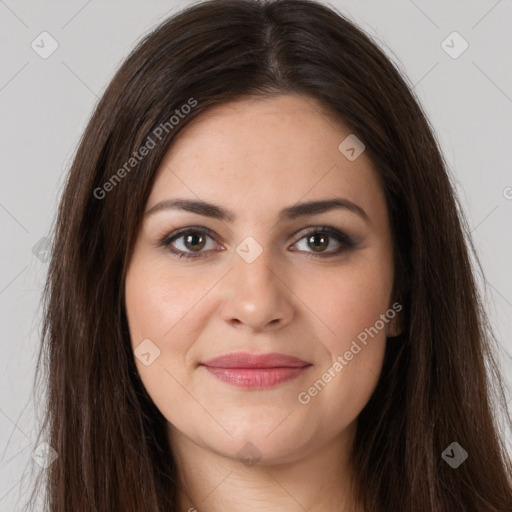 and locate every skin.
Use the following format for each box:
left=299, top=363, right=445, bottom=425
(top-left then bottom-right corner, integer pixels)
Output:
left=125, top=94, right=400, bottom=512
